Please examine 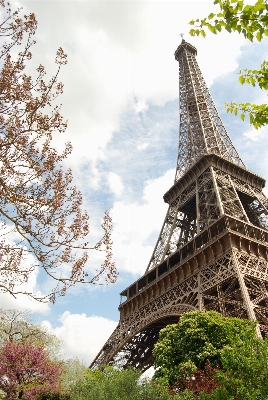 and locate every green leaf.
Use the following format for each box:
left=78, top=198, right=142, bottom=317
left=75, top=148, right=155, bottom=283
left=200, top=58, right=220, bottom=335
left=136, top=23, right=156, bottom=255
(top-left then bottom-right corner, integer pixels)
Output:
left=189, top=28, right=196, bottom=36
left=249, top=76, right=256, bottom=86
left=246, top=31, right=254, bottom=41
left=200, top=30, right=206, bottom=38
left=240, top=113, right=245, bottom=121
left=254, top=2, right=266, bottom=12
left=239, top=75, right=245, bottom=84
left=208, top=25, right=217, bottom=34
left=237, top=1, right=244, bottom=11
left=244, top=5, right=251, bottom=12
left=208, top=13, right=216, bottom=20
left=256, top=31, right=262, bottom=41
